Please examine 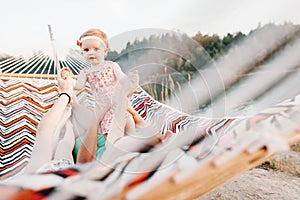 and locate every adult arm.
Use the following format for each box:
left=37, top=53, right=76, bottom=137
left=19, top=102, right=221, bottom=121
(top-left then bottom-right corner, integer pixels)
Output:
left=38, top=70, right=73, bottom=134
left=24, top=68, right=74, bottom=173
